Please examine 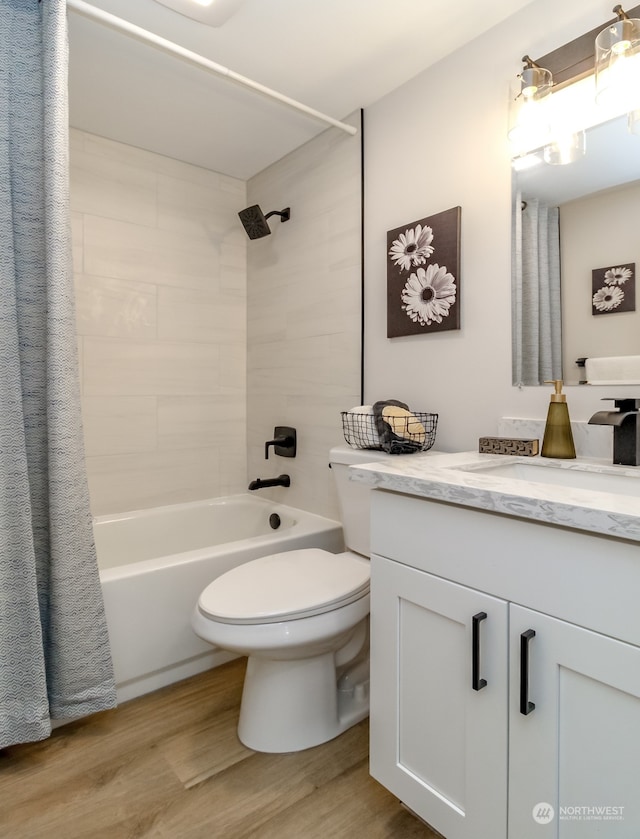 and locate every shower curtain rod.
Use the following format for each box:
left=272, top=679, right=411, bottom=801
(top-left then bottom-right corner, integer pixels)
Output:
left=66, top=0, right=358, bottom=137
